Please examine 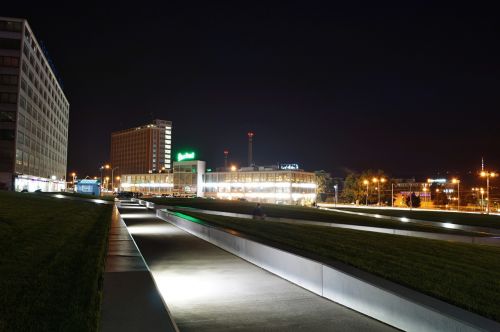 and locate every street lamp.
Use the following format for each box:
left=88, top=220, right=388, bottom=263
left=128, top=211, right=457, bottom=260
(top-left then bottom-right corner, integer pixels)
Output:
left=472, top=187, right=485, bottom=212
left=391, top=182, right=394, bottom=207
left=372, top=177, right=386, bottom=206
left=363, top=180, right=369, bottom=206
left=333, top=184, right=338, bottom=207
left=422, top=186, right=428, bottom=206
left=451, top=178, right=460, bottom=211
left=111, top=167, right=119, bottom=192
left=99, top=165, right=106, bottom=191
left=115, top=176, right=121, bottom=191
left=480, top=171, right=497, bottom=214
left=71, top=172, right=76, bottom=189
